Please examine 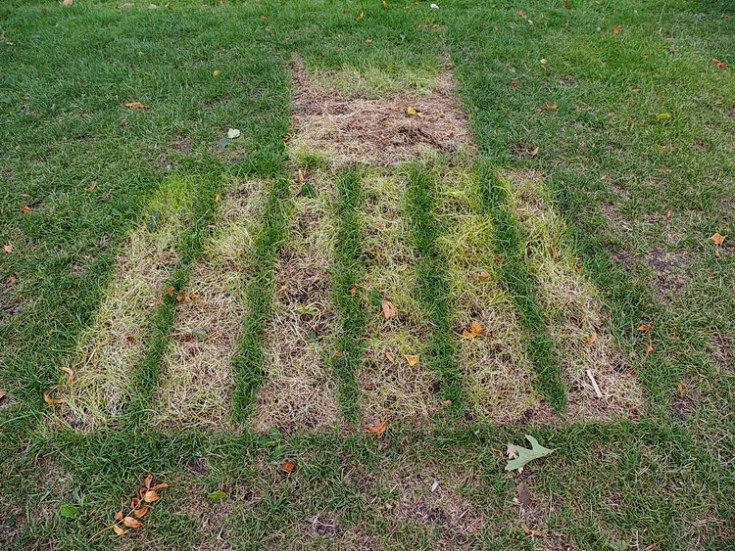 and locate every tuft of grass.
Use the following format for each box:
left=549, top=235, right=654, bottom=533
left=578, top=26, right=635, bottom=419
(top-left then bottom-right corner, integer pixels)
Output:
left=476, top=162, right=567, bottom=412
